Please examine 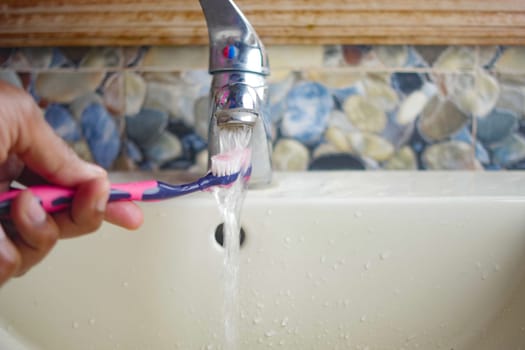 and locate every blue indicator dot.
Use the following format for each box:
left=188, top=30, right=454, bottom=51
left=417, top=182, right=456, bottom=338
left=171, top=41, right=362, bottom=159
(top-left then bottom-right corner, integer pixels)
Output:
left=222, top=45, right=237, bottom=59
